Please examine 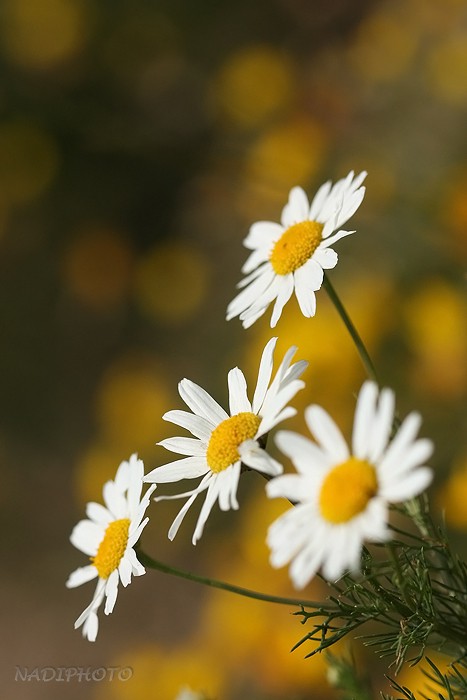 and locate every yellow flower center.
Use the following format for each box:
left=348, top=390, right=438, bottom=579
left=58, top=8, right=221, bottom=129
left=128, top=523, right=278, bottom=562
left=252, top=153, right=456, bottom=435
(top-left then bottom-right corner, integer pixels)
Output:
left=91, top=518, right=131, bottom=579
left=206, top=412, right=261, bottom=473
left=269, top=220, right=324, bottom=275
left=319, top=458, right=378, bottom=524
